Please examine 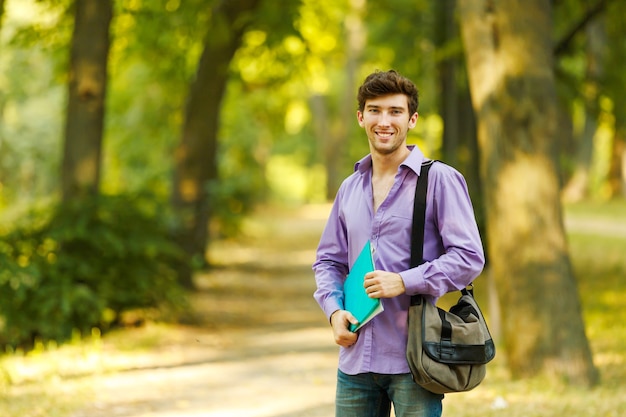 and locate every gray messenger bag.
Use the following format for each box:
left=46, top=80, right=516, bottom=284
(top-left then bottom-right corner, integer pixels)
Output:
left=406, top=161, right=495, bottom=394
